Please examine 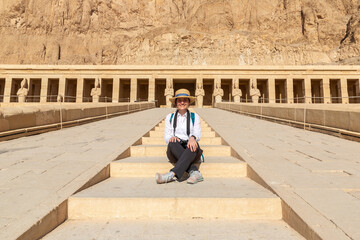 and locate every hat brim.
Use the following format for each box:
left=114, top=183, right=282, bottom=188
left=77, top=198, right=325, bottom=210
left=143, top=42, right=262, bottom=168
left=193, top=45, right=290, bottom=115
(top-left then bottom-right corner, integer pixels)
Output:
left=169, top=96, right=196, bottom=104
